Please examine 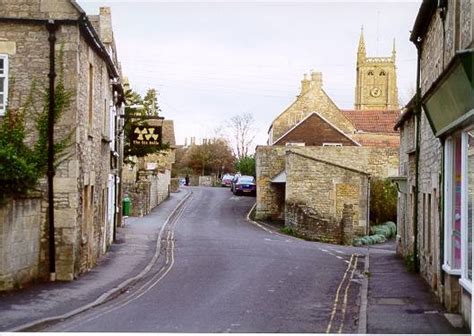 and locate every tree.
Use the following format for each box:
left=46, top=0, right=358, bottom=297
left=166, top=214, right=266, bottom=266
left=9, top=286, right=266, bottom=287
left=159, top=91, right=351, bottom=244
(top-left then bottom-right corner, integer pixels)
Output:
left=181, top=139, right=235, bottom=176
left=143, top=88, right=161, bottom=116
left=370, top=177, right=398, bottom=225
left=235, top=155, right=255, bottom=176
left=228, top=112, right=257, bottom=160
